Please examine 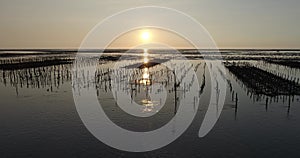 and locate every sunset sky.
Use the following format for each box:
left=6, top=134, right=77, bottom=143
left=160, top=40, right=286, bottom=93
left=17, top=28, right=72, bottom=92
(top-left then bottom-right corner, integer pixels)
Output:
left=0, top=0, right=299, bottom=49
